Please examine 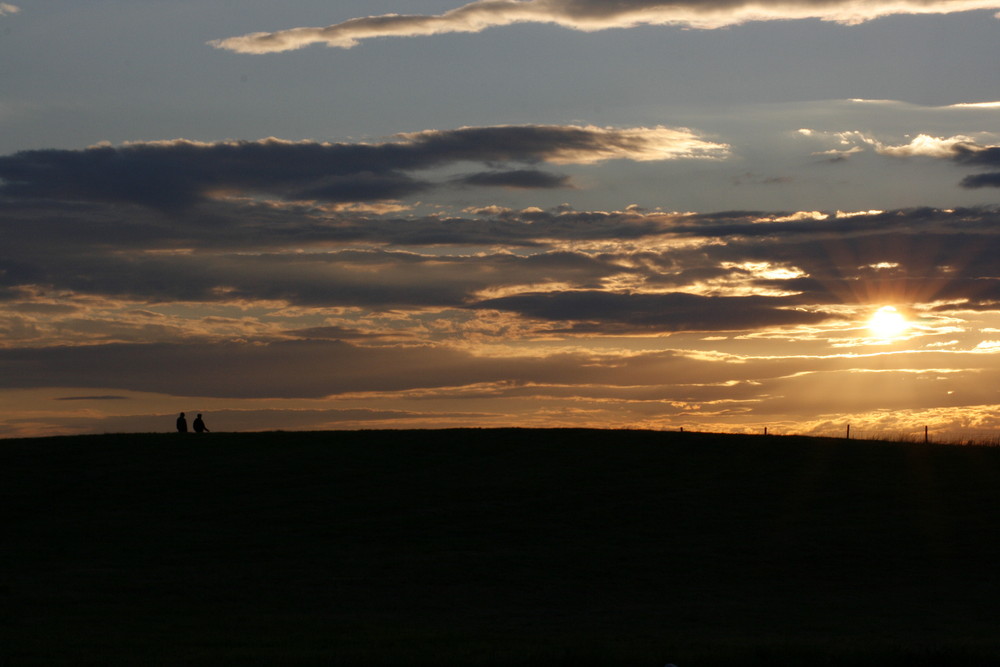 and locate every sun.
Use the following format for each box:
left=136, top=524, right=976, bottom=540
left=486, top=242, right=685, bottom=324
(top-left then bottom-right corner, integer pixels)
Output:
left=867, top=306, right=909, bottom=339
